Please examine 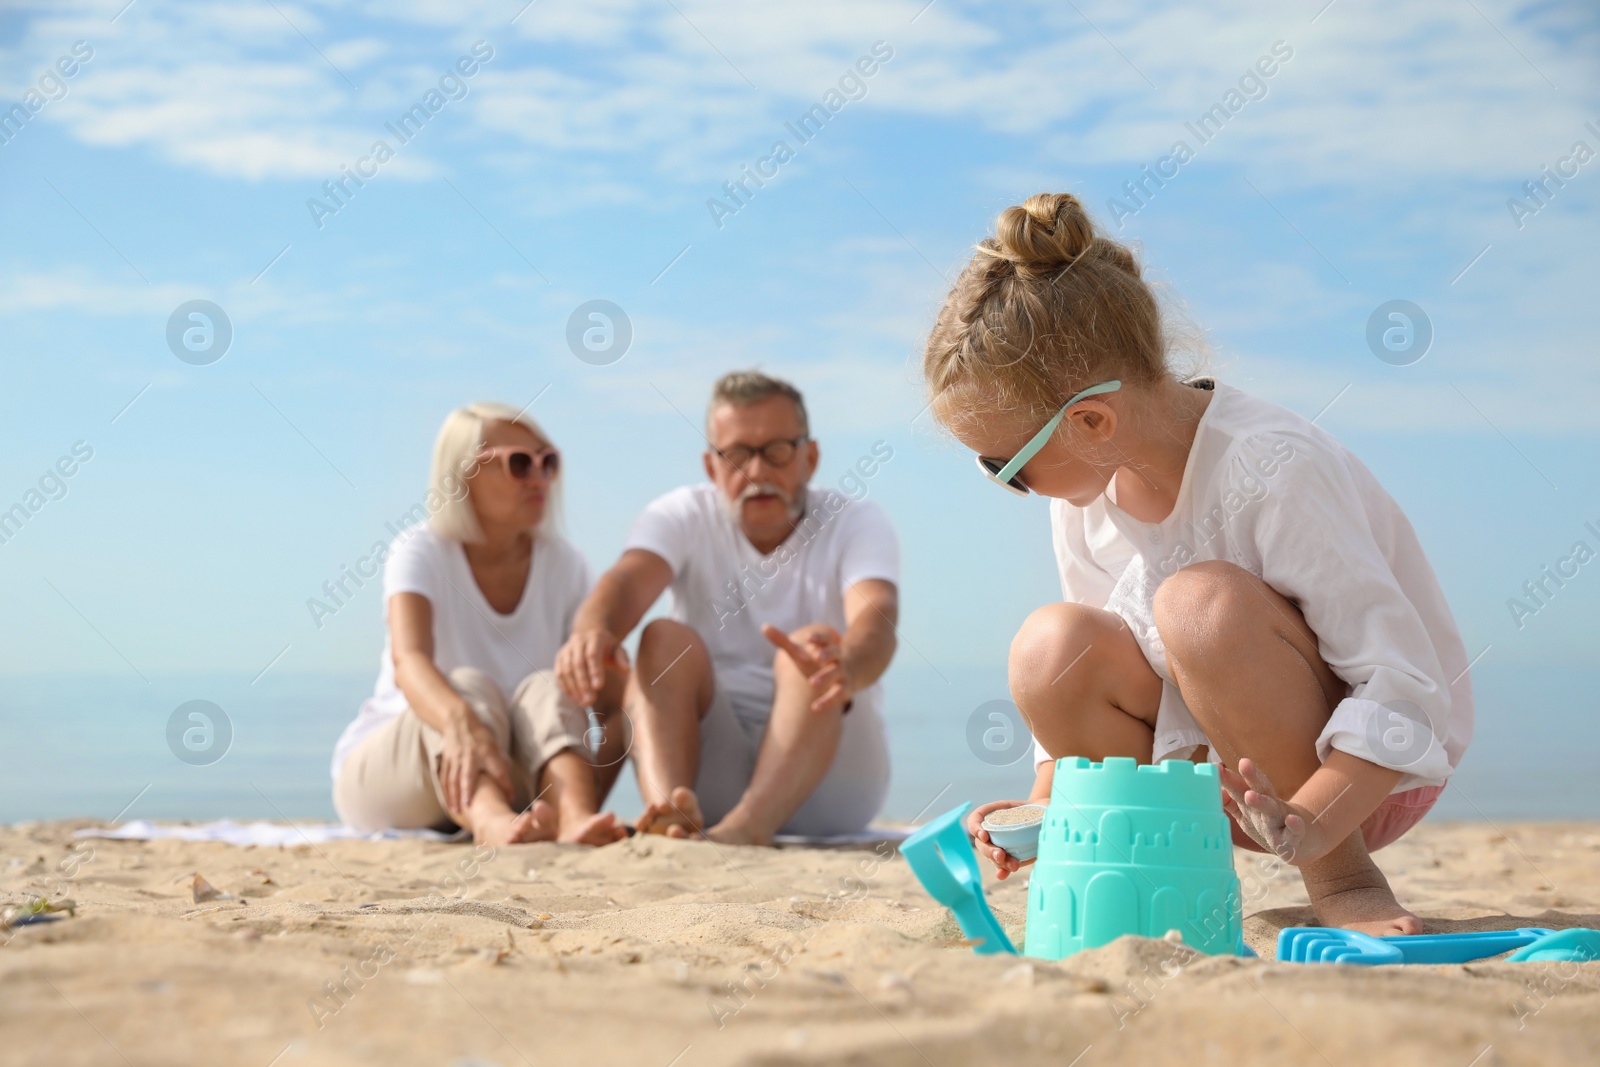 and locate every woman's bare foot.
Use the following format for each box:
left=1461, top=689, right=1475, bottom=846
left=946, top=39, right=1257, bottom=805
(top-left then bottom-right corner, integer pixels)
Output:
left=470, top=800, right=551, bottom=847
left=1302, top=838, right=1424, bottom=936
left=558, top=811, right=628, bottom=846
left=526, top=798, right=559, bottom=840
left=635, top=786, right=704, bottom=837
